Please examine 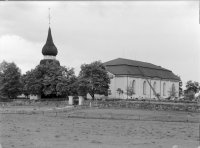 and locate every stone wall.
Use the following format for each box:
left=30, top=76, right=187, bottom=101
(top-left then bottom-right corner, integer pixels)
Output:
left=83, top=100, right=200, bottom=112
left=0, top=100, right=69, bottom=106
